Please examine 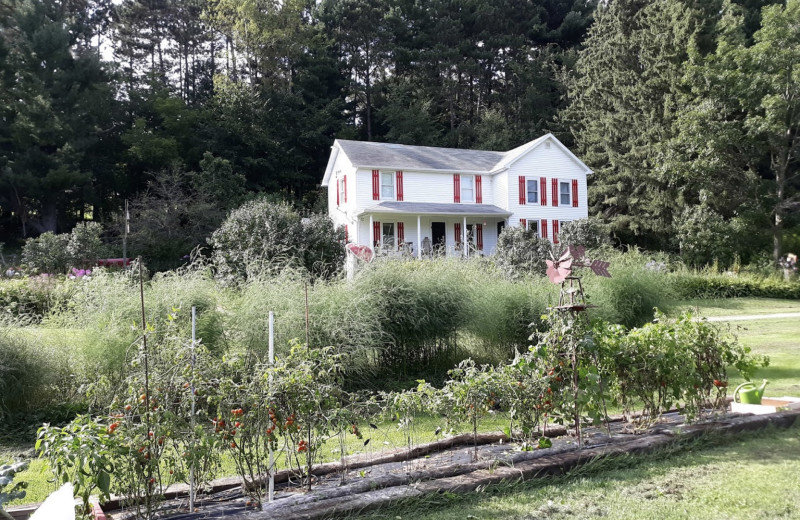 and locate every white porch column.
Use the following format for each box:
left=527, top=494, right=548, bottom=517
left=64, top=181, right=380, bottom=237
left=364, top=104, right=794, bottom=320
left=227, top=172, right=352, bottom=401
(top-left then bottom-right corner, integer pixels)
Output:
left=463, top=216, right=468, bottom=257
left=369, top=215, right=373, bottom=247
left=417, top=216, right=422, bottom=259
